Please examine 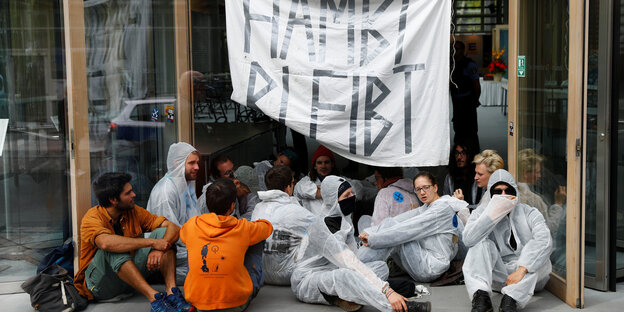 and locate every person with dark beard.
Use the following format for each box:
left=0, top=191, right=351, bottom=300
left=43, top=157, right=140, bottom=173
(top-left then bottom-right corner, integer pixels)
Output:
left=74, top=173, right=193, bottom=312
left=443, top=143, right=483, bottom=206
